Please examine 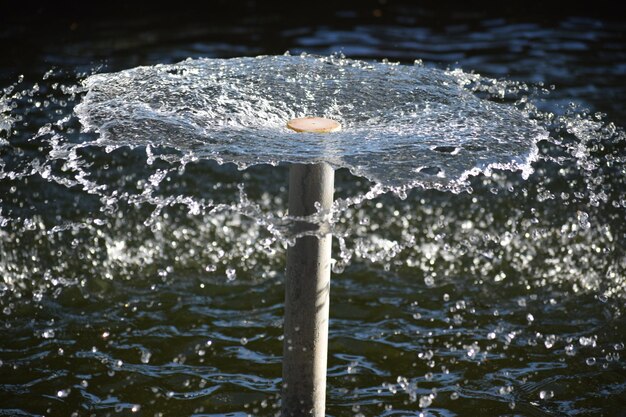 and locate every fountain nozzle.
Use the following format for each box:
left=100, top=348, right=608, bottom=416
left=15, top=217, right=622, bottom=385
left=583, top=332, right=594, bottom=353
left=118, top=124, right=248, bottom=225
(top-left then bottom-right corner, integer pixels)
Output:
left=282, top=116, right=337, bottom=417
left=287, top=117, right=341, bottom=133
